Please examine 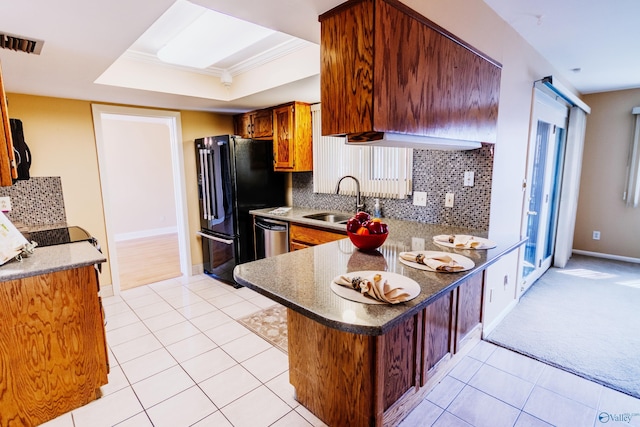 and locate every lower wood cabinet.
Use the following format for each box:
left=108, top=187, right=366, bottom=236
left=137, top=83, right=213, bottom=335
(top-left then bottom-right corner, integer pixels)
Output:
left=0, top=265, right=108, bottom=426
left=289, top=223, right=346, bottom=251
left=288, top=270, right=484, bottom=427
